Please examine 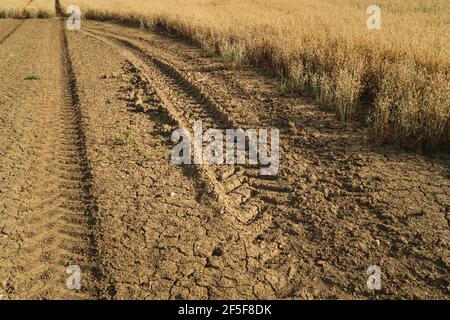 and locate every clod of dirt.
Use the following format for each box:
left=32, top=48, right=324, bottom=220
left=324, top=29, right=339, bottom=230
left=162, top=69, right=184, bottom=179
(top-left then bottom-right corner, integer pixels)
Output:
left=295, top=290, right=314, bottom=300
left=205, top=256, right=222, bottom=269
left=101, top=72, right=119, bottom=79
left=0, top=226, right=12, bottom=237
left=399, top=236, right=409, bottom=245
left=148, top=95, right=161, bottom=103
left=306, top=172, right=318, bottom=184
left=256, top=234, right=267, bottom=241
left=128, top=91, right=136, bottom=101
left=323, top=188, right=330, bottom=199
left=134, top=97, right=145, bottom=112
left=316, top=260, right=328, bottom=267
left=212, top=246, right=224, bottom=256
left=160, top=124, right=174, bottom=134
